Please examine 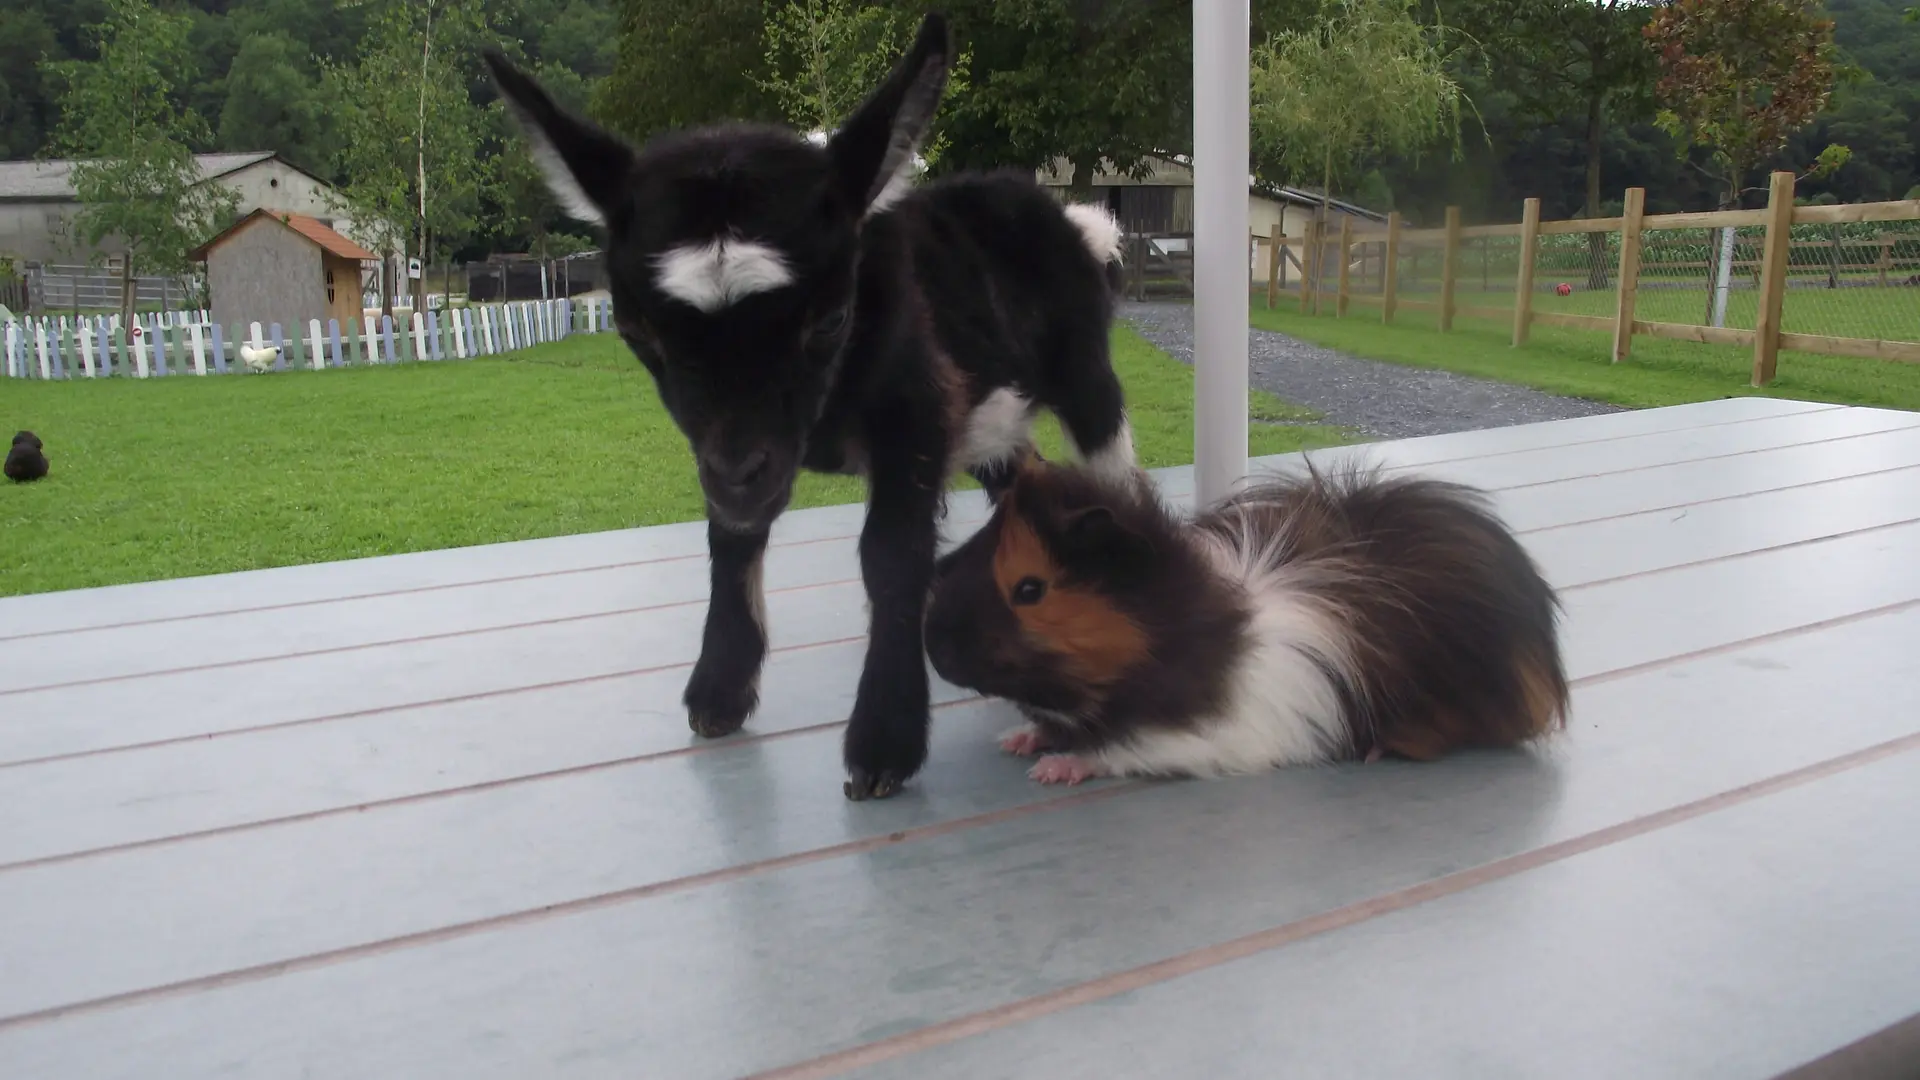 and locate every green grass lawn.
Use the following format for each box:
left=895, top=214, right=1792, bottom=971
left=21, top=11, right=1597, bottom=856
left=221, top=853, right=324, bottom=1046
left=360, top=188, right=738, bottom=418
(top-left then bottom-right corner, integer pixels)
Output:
left=0, top=325, right=1350, bottom=597
left=1252, top=295, right=1920, bottom=413
left=1523, top=279, right=1920, bottom=343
